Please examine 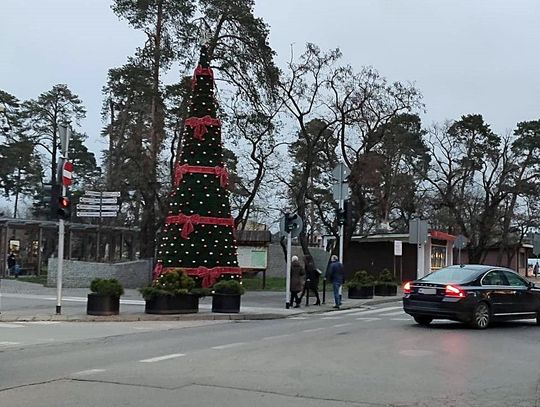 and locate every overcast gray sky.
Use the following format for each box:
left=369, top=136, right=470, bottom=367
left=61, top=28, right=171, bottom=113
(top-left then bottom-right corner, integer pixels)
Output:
left=2, top=0, right=540, bottom=157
